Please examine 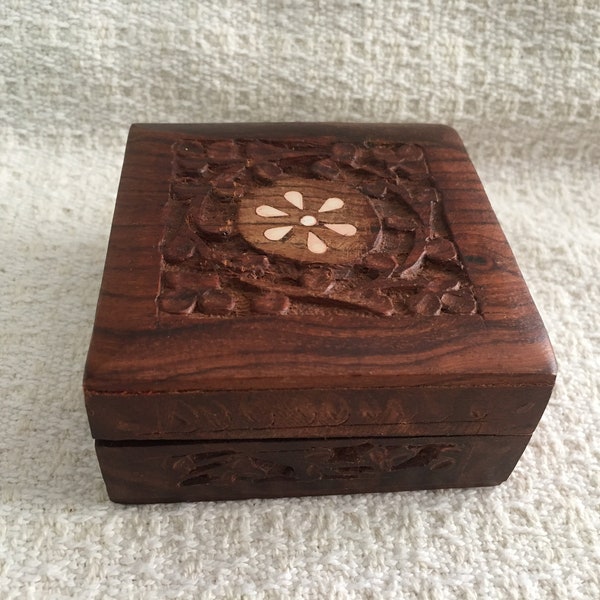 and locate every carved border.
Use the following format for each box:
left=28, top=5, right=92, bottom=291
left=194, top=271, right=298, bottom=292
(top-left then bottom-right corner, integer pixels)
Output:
left=157, top=137, right=478, bottom=319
